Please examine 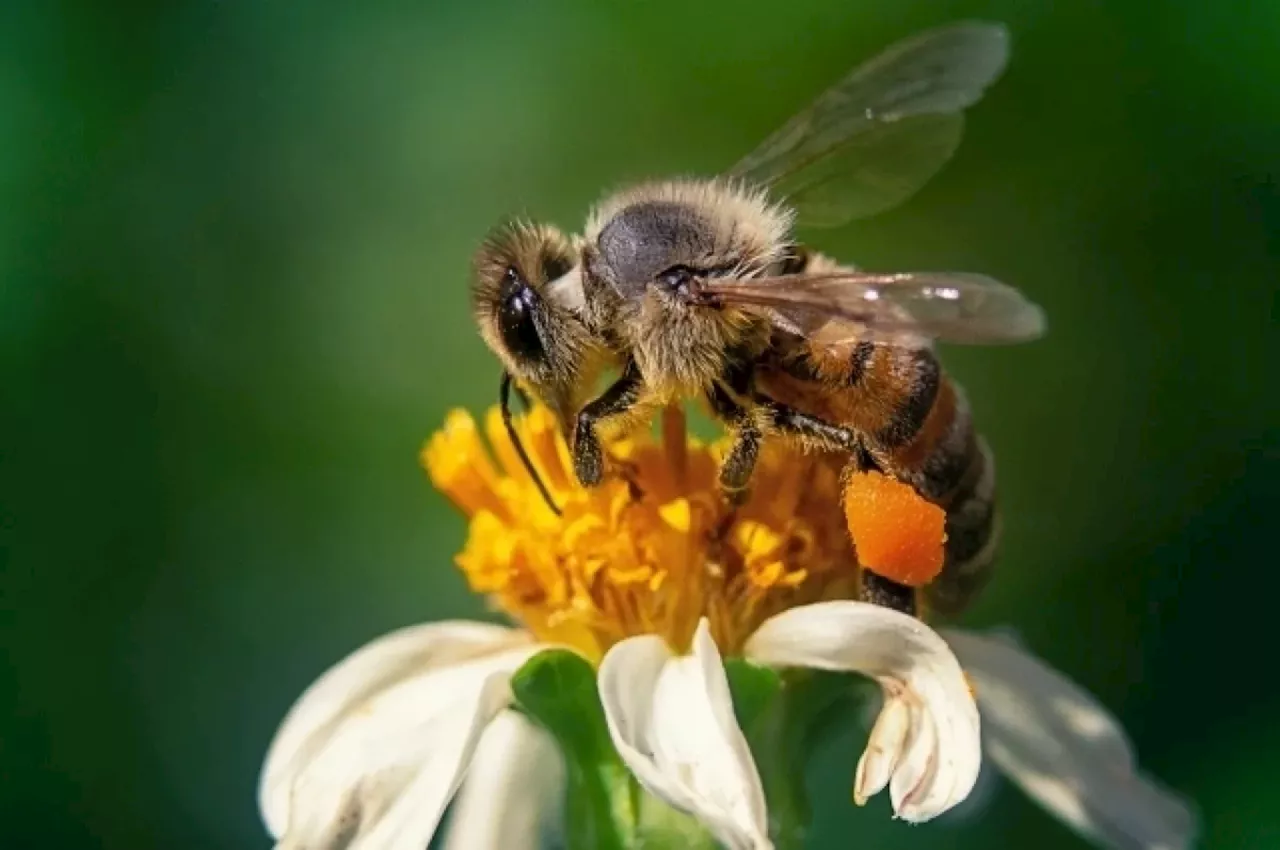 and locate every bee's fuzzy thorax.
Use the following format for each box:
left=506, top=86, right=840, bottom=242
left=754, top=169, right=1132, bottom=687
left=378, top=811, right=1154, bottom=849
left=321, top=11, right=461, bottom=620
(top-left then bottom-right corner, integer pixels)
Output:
left=584, top=177, right=795, bottom=275
left=574, top=178, right=796, bottom=399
